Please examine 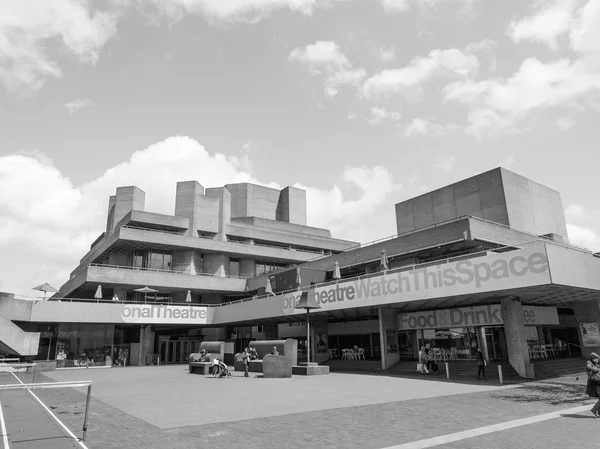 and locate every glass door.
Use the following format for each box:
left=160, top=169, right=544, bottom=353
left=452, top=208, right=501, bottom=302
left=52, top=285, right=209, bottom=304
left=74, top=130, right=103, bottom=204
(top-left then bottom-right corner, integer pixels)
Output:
left=485, top=327, right=507, bottom=360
